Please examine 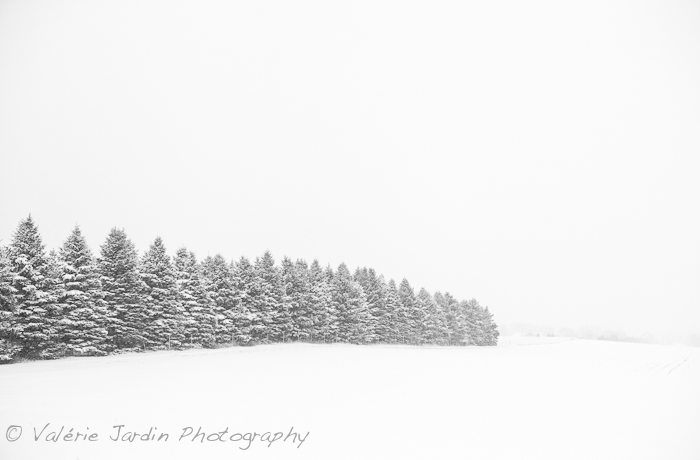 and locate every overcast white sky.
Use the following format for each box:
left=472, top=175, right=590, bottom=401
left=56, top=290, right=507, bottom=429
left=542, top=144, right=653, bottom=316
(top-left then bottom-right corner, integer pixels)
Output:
left=0, top=0, right=698, bottom=337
